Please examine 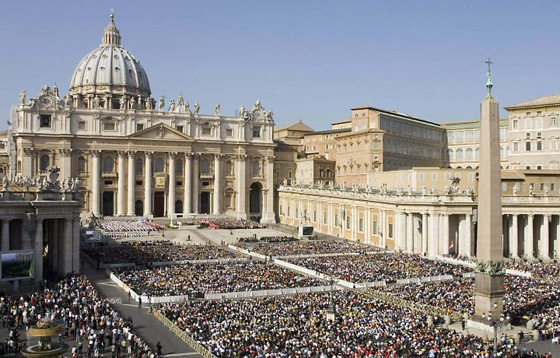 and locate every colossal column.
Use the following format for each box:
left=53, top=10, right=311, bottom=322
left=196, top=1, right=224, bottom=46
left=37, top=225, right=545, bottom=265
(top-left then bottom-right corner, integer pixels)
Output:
left=116, top=151, right=126, bottom=216
left=213, top=153, right=222, bottom=215
left=127, top=151, right=136, bottom=216
left=91, top=150, right=101, bottom=216
left=473, top=61, right=505, bottom=321
left=184, top=153, right=193, bottom=214
left=63, top=218, right=73, bottom=274
left=421, top=212, right=428, bottom=255
left=192, top=153, right=199, bottom=213
left=525, top=214, right=534, bottom=258
left=144, top=152, right=153, bottom=216
left=72, top=219, right=80, bottom=273
left=34, top=219, right=43, bottom=283
left=59, top=149, right=73, bottom=179
left=406, top=212, right=414, bottom=253
left=540, top=215, right=550, bottom=259
left=168, top=152, right=176, bottom=217
left=262, top=155, right=276, bottom=223
left=236, top=154, right=247, bottom=219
